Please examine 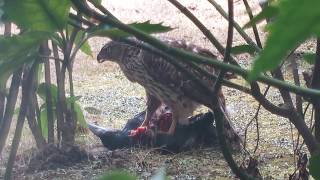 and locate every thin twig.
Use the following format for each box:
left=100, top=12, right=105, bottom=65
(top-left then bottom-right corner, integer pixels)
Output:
left=71, top=0, right=320, bottom=153
left=207, top=0, right=260, bottom=51
left=167, top=0, right=238, bottom=65
left=241, top=0, right=262, bottom=48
